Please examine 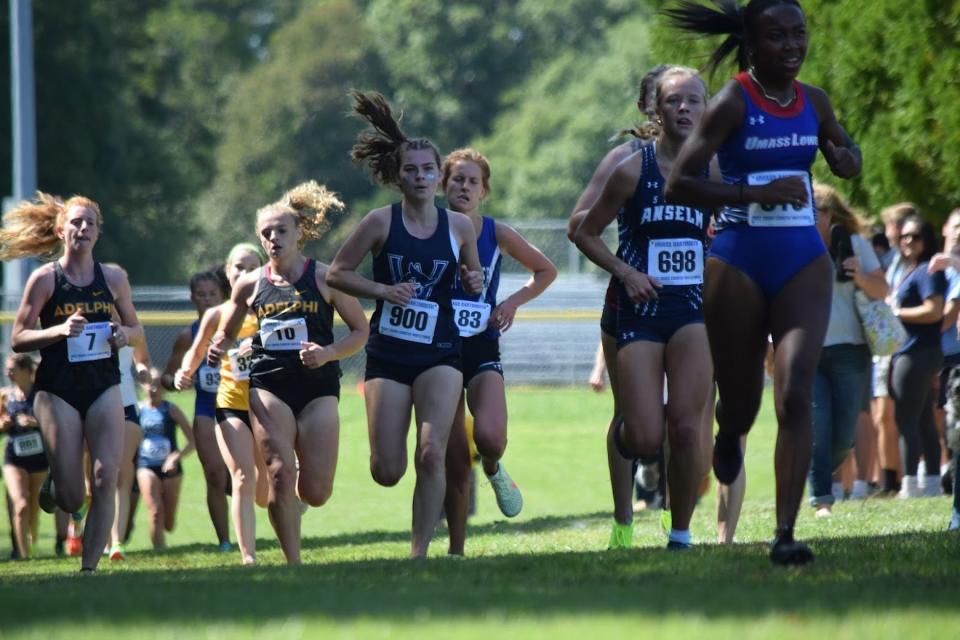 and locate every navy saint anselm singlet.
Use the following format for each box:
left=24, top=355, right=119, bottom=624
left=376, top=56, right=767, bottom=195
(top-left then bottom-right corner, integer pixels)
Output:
left=617, top=142, right=711, bottom=317
left=367, top=203, right=460, bottom=366
left=36, top=261, right=120, bottom=393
